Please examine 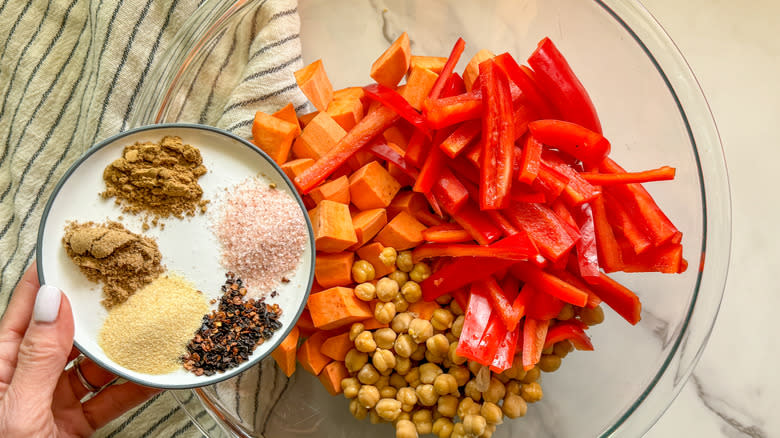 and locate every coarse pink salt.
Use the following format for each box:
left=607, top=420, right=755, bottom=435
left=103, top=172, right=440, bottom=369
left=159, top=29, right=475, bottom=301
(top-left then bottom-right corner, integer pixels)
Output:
left=214, top=178, right=307, bottom=295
